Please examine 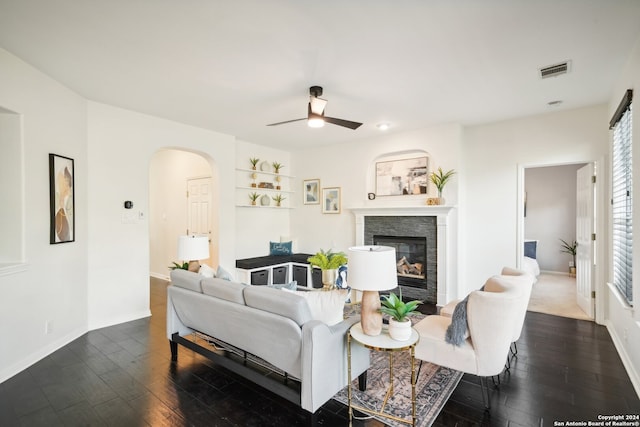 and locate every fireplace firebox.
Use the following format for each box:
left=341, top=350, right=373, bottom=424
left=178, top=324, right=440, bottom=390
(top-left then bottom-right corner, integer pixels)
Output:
left=373, top=235, right=427, bottom=289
